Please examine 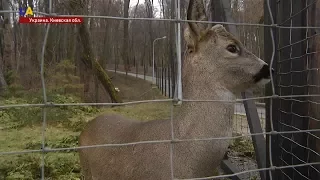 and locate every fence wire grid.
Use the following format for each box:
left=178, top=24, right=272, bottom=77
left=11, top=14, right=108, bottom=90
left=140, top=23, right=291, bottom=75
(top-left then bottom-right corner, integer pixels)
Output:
left=0, top=0, right=319, bottom=180
left=269, top=0, right=320, bottom=180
